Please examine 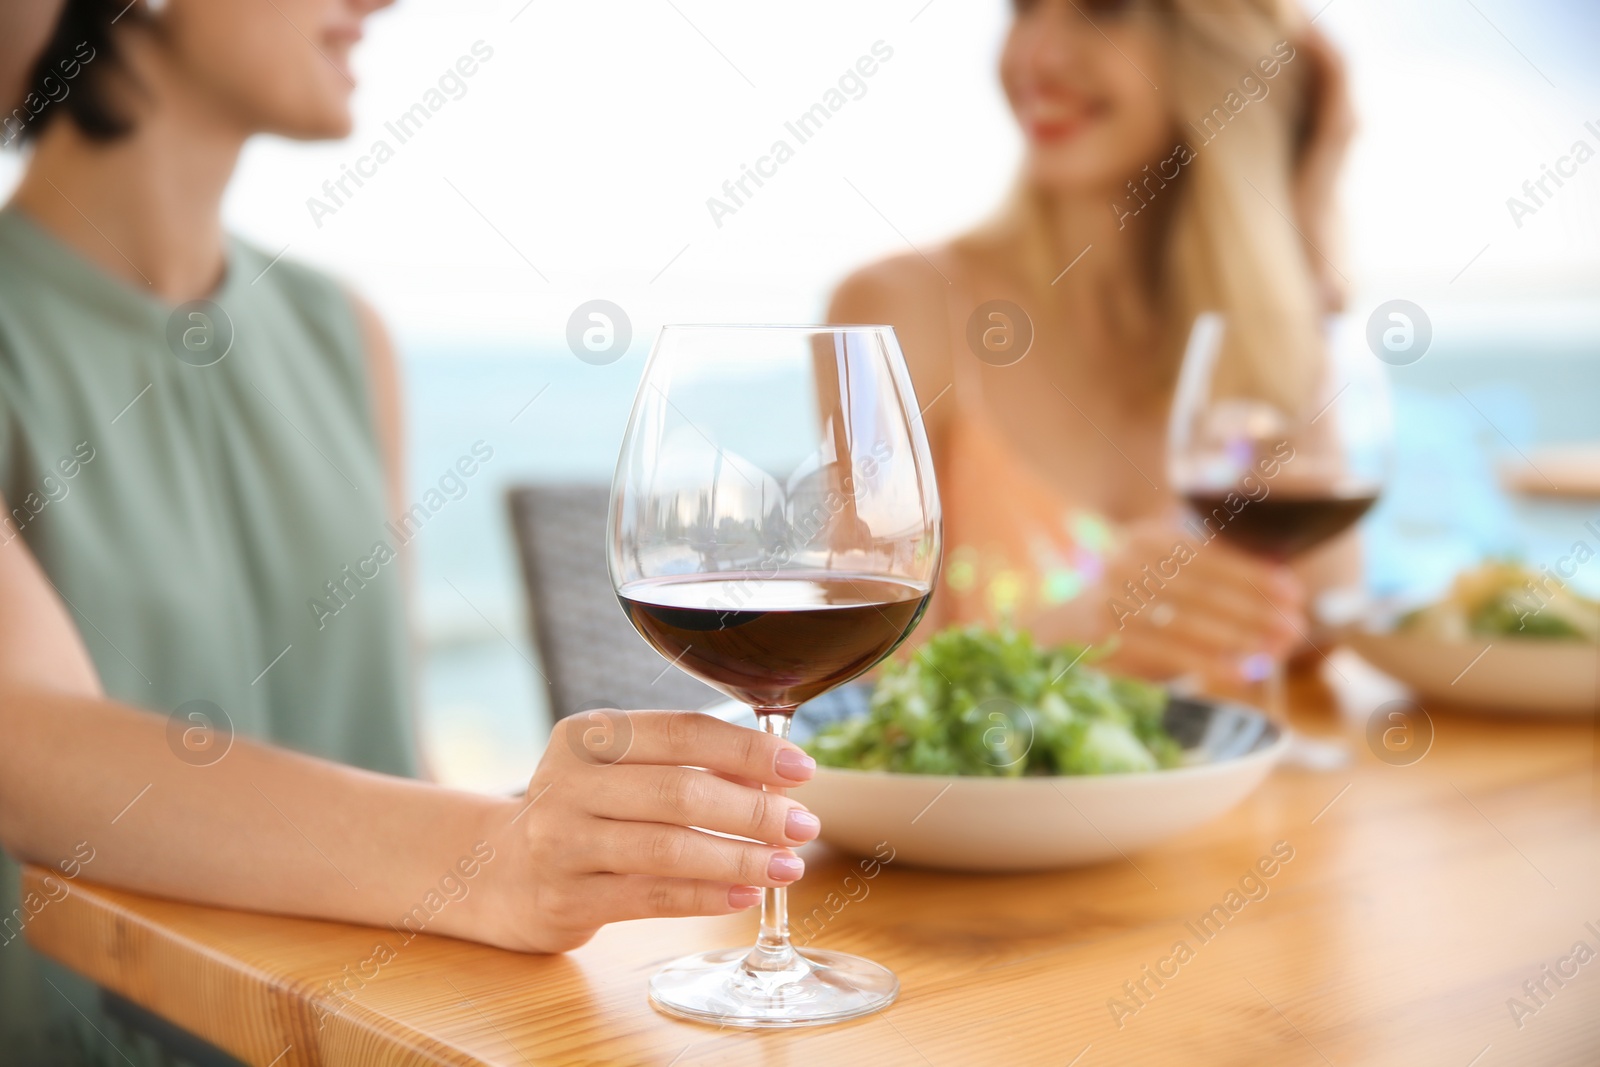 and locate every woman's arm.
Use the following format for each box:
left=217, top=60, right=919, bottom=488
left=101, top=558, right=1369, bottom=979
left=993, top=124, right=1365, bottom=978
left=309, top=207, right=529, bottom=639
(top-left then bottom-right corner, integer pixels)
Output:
left=348, top=290, right=439, bottom=779
left=0, top=518, right=510, bottom=942
left=351, top=293, right=407, bottom=525
left=0, top=502, right=824, bottom=953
